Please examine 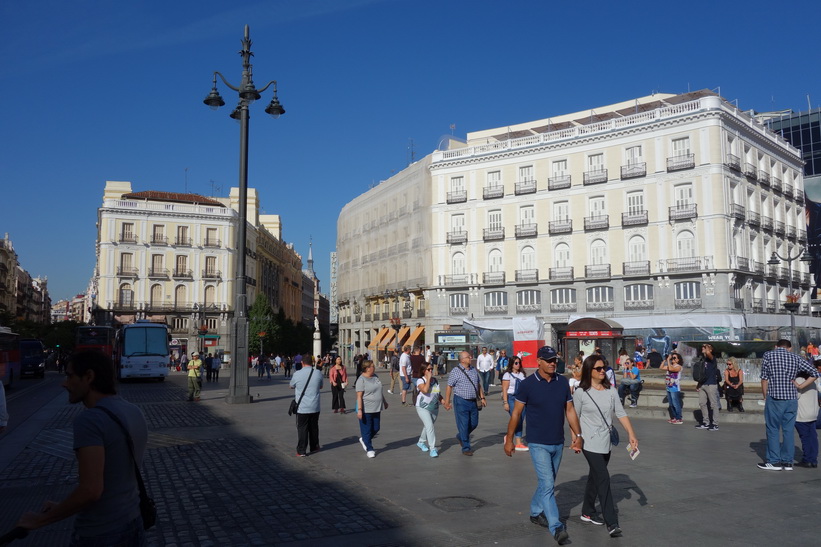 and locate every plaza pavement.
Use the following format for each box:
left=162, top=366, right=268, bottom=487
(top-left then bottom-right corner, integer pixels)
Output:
left=0, top=366, right=818, bottom=547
